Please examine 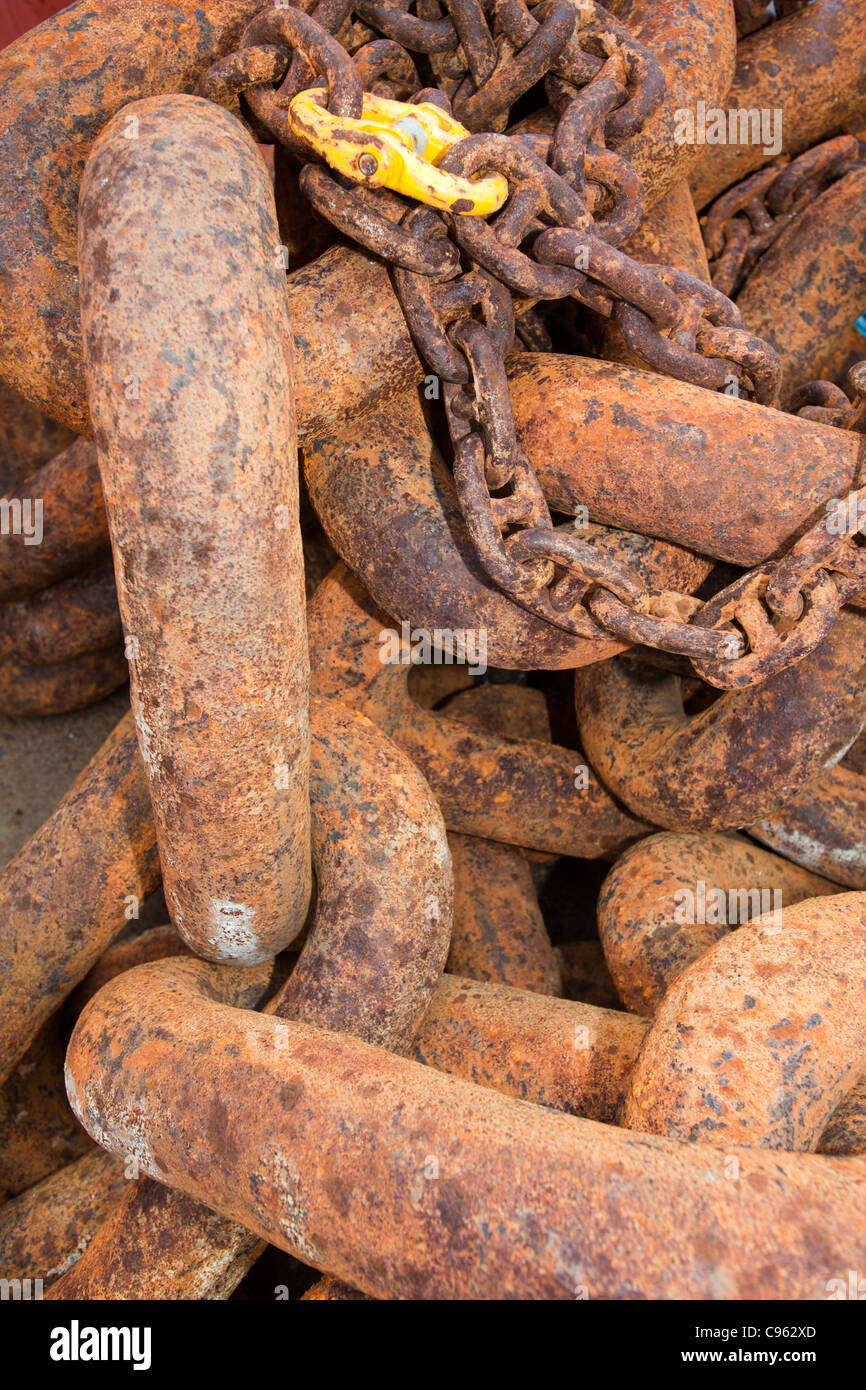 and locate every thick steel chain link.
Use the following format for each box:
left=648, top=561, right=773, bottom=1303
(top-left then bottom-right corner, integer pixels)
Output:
left=199, top=1, right=865, bottom=689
